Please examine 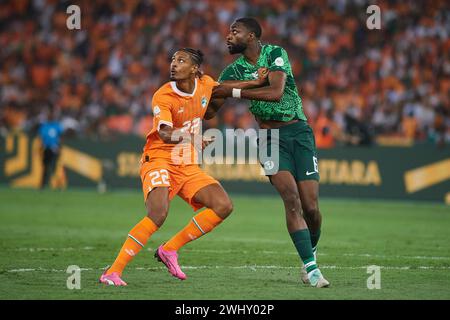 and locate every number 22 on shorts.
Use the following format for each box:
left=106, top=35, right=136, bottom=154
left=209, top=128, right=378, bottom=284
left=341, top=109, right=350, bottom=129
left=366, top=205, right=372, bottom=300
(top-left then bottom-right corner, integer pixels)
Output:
left=148, top=169, right=170, bottom=189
